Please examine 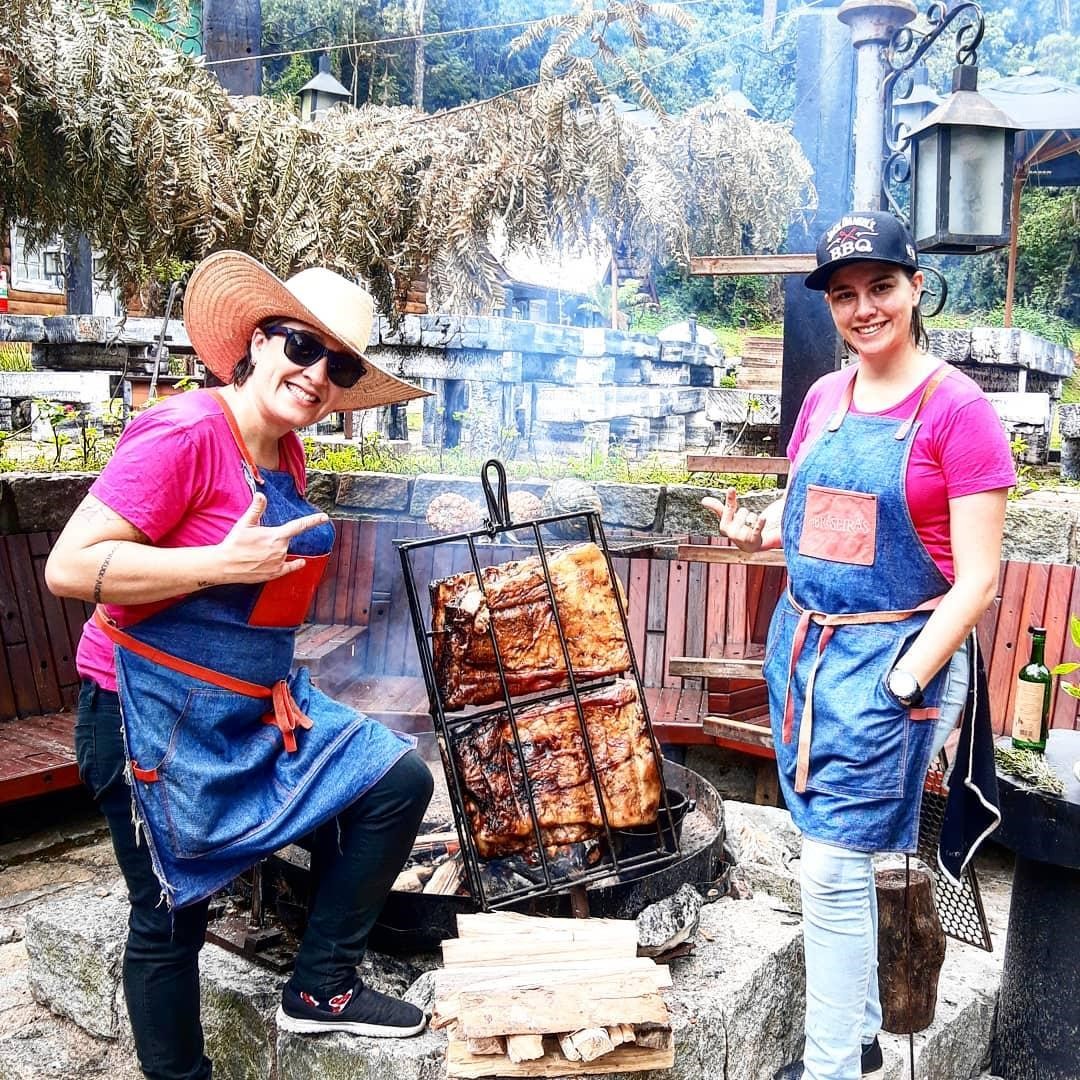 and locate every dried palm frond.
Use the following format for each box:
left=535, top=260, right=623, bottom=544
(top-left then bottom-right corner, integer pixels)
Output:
left=0, top=0, right=814, bottom=312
